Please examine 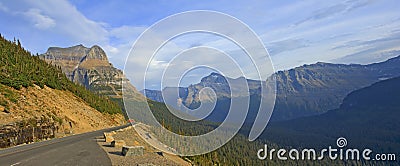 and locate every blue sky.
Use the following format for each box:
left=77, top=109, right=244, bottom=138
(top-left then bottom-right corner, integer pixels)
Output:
left=0, top=0, right=399, bottom=90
